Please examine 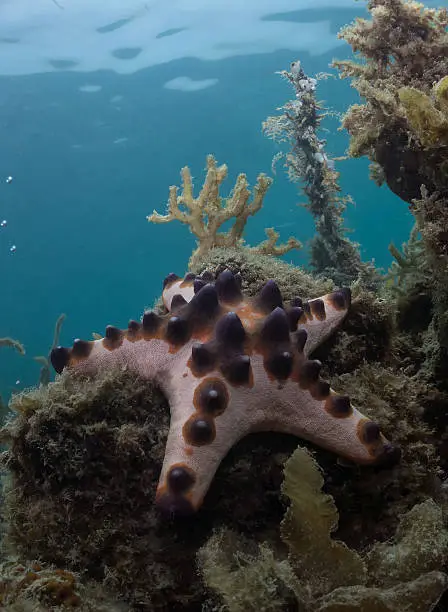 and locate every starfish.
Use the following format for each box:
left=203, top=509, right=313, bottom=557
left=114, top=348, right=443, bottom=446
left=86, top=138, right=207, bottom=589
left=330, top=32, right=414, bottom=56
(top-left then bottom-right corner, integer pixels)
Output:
left=51, top=269, right=400, bottom=516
